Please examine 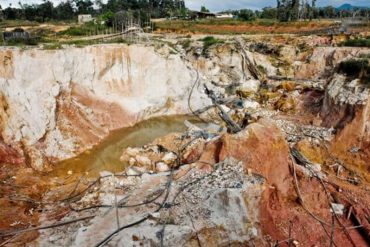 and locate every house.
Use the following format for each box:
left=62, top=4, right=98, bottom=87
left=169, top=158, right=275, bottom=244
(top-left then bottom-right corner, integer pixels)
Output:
left=189, top=11, right=217, bottom=20
left=216, top=14, right=234, bottom=19
left=78, top=14, right=94, bottom=24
